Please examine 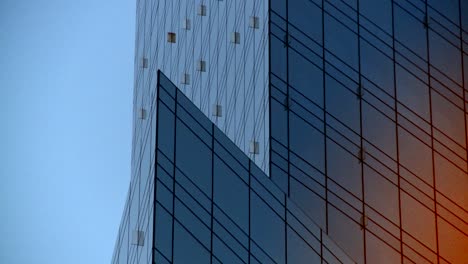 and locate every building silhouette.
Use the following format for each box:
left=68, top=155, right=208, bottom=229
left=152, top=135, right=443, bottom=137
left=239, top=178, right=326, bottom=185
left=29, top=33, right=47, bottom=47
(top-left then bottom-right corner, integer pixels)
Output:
left=113, top=1, right=468, bottom=263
